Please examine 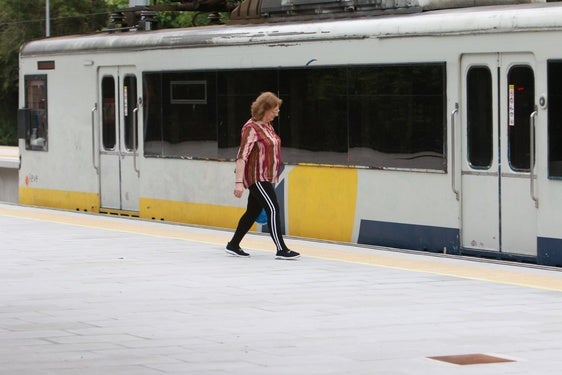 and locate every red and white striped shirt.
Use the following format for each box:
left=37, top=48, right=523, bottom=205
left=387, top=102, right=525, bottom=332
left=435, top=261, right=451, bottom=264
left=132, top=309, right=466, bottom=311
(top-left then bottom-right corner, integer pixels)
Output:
left=236, top=119, right=282, bottom=188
